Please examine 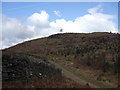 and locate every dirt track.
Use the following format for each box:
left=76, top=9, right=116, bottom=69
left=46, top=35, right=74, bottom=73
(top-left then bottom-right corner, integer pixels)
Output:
left=49, top=60, right=100, bottom=88
left=14, top=52, right=100, bottom=88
